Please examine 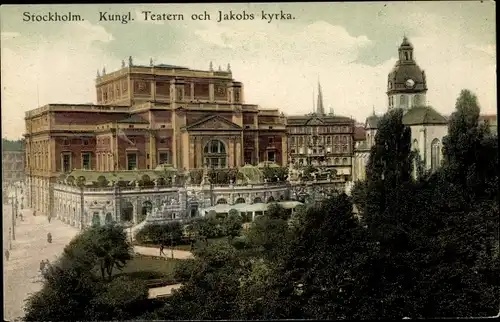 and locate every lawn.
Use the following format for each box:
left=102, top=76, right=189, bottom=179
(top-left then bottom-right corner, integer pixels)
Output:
left=113, top=255, right=183, bottom=286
